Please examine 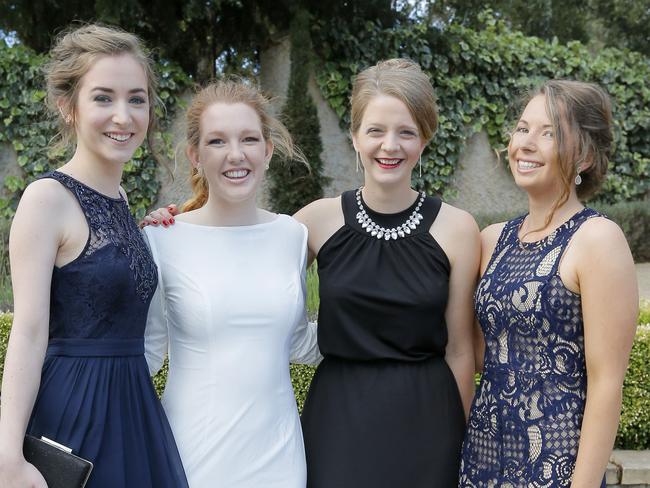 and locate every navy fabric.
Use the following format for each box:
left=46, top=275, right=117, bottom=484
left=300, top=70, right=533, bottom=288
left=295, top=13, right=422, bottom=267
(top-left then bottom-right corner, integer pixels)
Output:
left=27, top=171, right=188, bottom=488
left=459, top=208, right=605, bottom=488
